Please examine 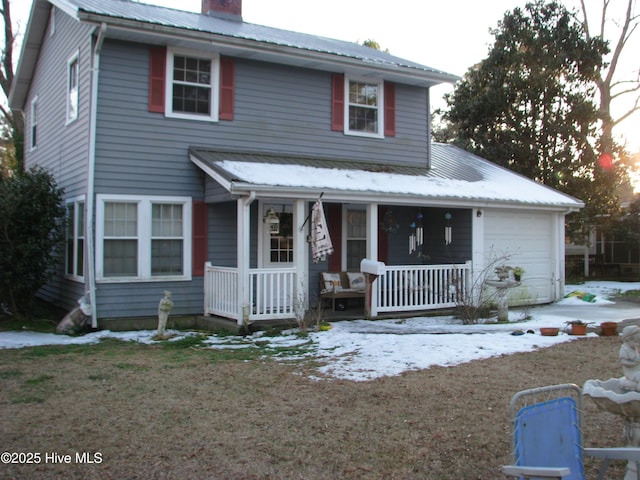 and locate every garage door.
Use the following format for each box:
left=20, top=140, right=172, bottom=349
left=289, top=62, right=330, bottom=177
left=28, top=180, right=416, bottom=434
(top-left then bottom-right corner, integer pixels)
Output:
left=484, top=210, right=555, bottom=304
